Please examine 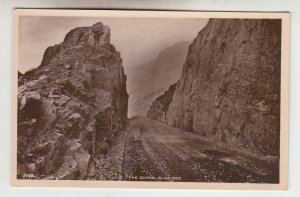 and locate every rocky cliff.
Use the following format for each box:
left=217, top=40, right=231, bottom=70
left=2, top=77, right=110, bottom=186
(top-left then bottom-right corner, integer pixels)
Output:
left=147, top=83, right=177, bottom=123
left=17, top=22, right=128, bottom=179
left=127, top=41, right=189, bottom=116
left=148, top=19, right=281, bottom=156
